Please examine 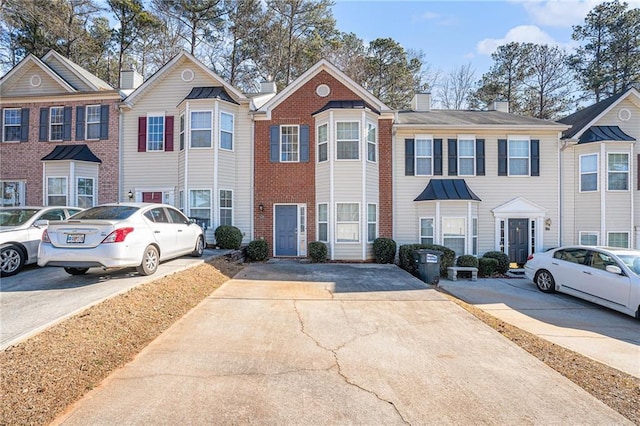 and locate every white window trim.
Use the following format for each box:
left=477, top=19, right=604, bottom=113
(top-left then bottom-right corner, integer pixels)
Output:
left=507, top=135, right=531, bottom=177
left=415, top=134, right=433, bottom=176
left=188, top=188, right=212, bottom=223
left=179, top=113, right=185, bottom=151
left=607, top=231, right=629, bottom=248
left=367, top=203, right=377, bottom=242
left=579, top=153, right=598, bottom=192
left=366, top=122, right=377, bottom=163
left=419, top=217, right=435, bottom=245
left=317, top=203, right=328, bottom=242
left=76, top=176, right=96, bottom=208
left=579, top=231, right=599, bottom=246
left=85, top=105, right=101, bottom=141
left=49, top=106, right=64, bottom=142
left=457, top=134, right=476, bottom=177
left=219, top=189, right=233, bottom=226
left=280, top=124, right=300, bottom=163
left=472, top=217, right=478, bottom=255
left=606, top=152, right=629, bottom=192
left=146, top=112, right=165, bottom=152
left=219, top=111, right=234, bottom=151
left=3, top=107, right=21, bottom=143
left=190, top=110, right=213, bottom=149
left=317, top=123, right=328, bottom=163
left=442, top=216, right=467, bottom=254
left=335, top=121, right=360, bottom=161
left=46, top=176, right=68, bottom=206
left=335, top=202, right=360, bottom=244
